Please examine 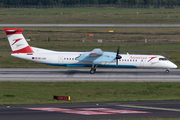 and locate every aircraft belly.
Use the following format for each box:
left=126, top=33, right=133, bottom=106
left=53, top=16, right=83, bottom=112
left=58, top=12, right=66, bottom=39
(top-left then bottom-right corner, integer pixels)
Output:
left=43, top=62, right=137, bottom=68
